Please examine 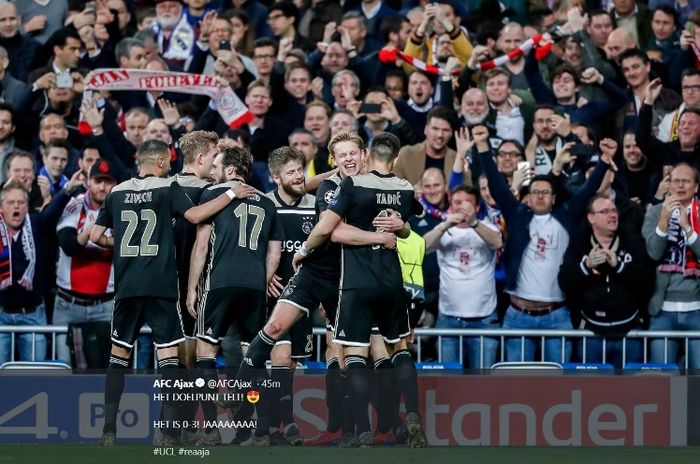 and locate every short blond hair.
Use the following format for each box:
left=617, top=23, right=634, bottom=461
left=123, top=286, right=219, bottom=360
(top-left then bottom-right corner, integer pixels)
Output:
left=327, top=130, right=364, bottom=157
left=179, top=131, right=218, bottom=164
